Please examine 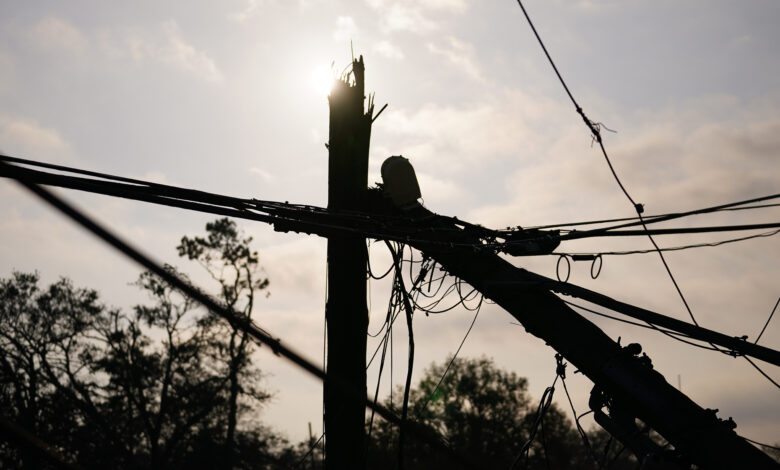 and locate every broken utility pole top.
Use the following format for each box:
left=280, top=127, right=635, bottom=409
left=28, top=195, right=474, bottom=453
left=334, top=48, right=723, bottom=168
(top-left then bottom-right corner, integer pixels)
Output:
left=325, top=55, right=373, bottom=470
